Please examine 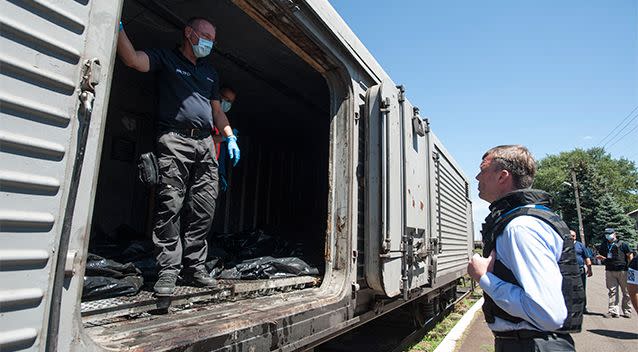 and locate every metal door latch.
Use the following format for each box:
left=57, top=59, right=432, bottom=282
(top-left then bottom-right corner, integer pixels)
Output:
left=412, top=107, right=429, bottom=137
